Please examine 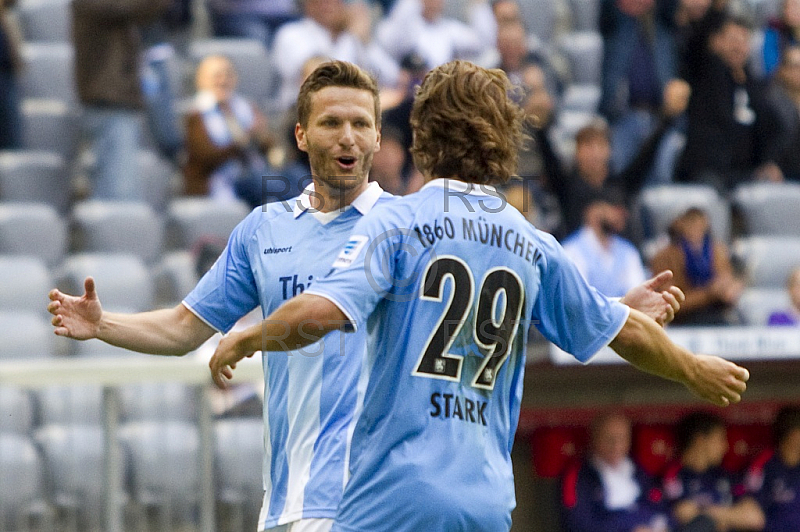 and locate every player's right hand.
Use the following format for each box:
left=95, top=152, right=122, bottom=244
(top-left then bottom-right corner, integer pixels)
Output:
left=684, top=354, right=749, bottom=407
left=47, top=277, right=103, bottom=340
